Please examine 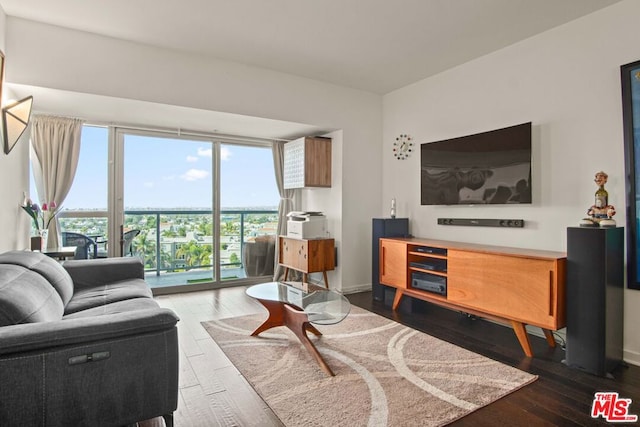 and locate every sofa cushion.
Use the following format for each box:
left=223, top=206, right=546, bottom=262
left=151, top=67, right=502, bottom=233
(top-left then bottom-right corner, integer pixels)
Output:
left=0, top=264, right=65, bottom=326
left=62, top=297, right=160, bottom=319
left=0, top=250, right=74, bottom=306
left=64, top=278, right=153, bottom=315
